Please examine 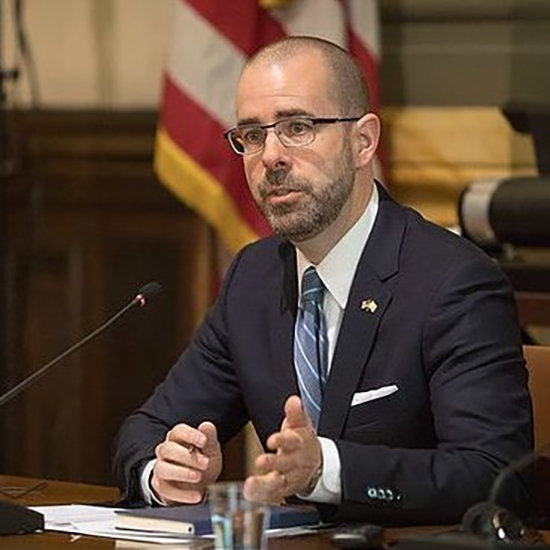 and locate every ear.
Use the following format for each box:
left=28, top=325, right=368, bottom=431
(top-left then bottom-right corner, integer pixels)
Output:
left=355, top=113, right=380, bottom=168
